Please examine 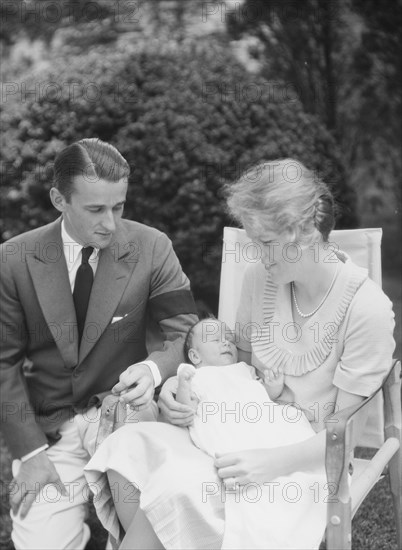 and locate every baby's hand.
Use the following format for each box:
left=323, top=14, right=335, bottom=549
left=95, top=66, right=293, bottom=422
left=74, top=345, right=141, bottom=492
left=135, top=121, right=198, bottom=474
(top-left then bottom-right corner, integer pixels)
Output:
left=263, top=367, right=284, bottom=399
left=176, top=364, right=198, bottom=410
left=264, top=367, right=284, bottom=386
left=177, top=363, right=196, bottom=382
